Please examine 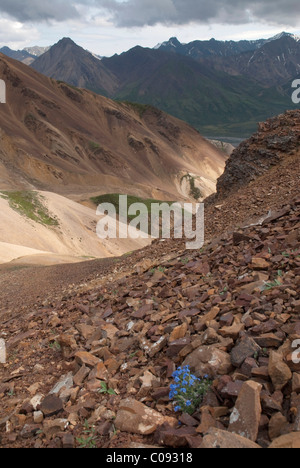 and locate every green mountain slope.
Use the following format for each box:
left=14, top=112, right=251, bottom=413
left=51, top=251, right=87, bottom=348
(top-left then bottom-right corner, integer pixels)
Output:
left=103, top=47, right=296, bottom=137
